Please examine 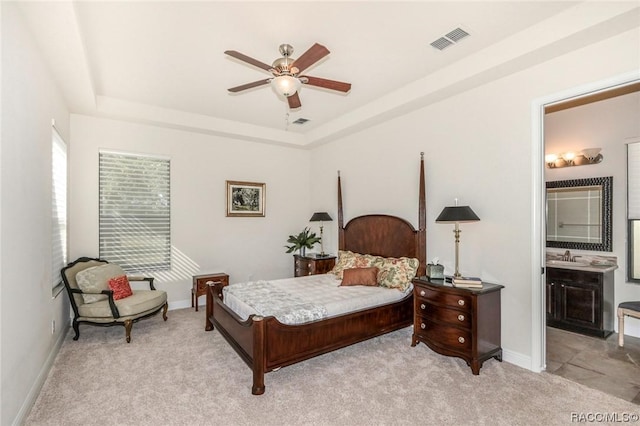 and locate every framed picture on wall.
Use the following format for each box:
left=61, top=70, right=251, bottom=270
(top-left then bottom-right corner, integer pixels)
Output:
left=226, top=180, right=266, bottom=217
